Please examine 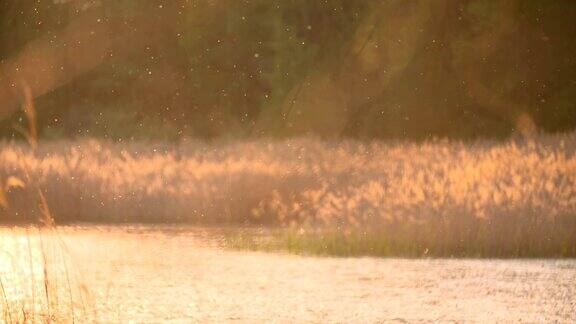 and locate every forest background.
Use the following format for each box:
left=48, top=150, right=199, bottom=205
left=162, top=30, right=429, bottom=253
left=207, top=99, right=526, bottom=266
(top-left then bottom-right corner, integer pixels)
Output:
left=0, top=0, right=574, bottom=141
